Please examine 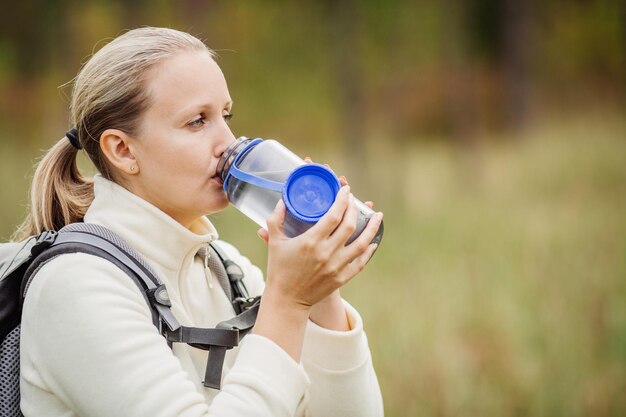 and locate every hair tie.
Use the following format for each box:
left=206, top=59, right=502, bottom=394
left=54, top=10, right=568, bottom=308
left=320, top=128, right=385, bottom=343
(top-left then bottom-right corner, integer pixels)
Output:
left=66, top=128, right=81, bottom=150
